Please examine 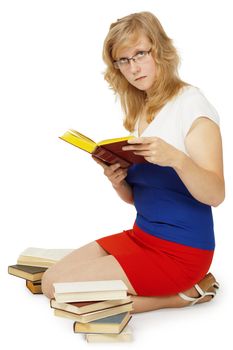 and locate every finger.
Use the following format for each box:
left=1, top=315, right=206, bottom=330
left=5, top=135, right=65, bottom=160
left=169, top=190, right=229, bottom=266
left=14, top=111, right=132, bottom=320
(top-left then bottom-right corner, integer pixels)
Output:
left=92, top=158, right=108, bottom=169
left=122, top=144, right=150, bottom=151
left=109, top=163, right=121, bottom=171
left=113, top=173, right=127, bottom=185
left=118, top=174, right=127, bottom=182
left=109, top=168, right=125, bottom=181
left=92, top=155, right=106, bottom=164
left=117, top=169, right=128, bottom=178
left=127, top=137, right=157, bottom=144
left=105, top=163, right=121, bottom=177
left=112, top=167, right=127, bottom=175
